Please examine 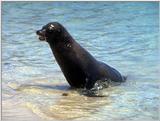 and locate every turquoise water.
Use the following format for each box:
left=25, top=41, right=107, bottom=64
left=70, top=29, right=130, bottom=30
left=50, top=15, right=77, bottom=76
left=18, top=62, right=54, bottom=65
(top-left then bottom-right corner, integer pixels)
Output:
left=2, top=2, right=159, bottom=121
